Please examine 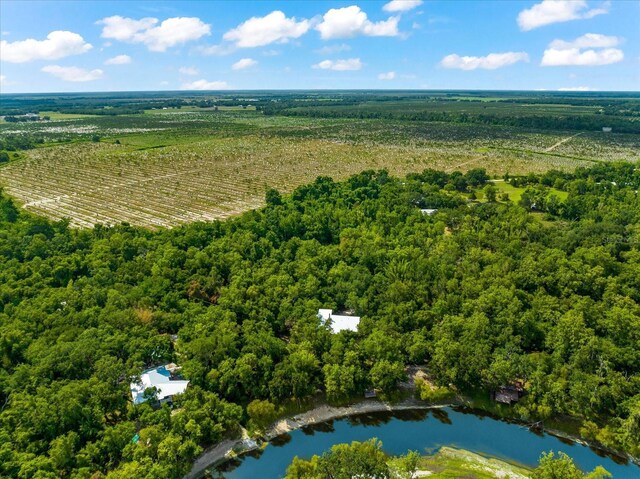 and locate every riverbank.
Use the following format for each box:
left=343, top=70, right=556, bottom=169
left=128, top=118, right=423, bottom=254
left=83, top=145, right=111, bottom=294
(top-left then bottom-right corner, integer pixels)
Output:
left=184, top=393, right=638, bottom=479
left=184, top=397, right=454, bottom=479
